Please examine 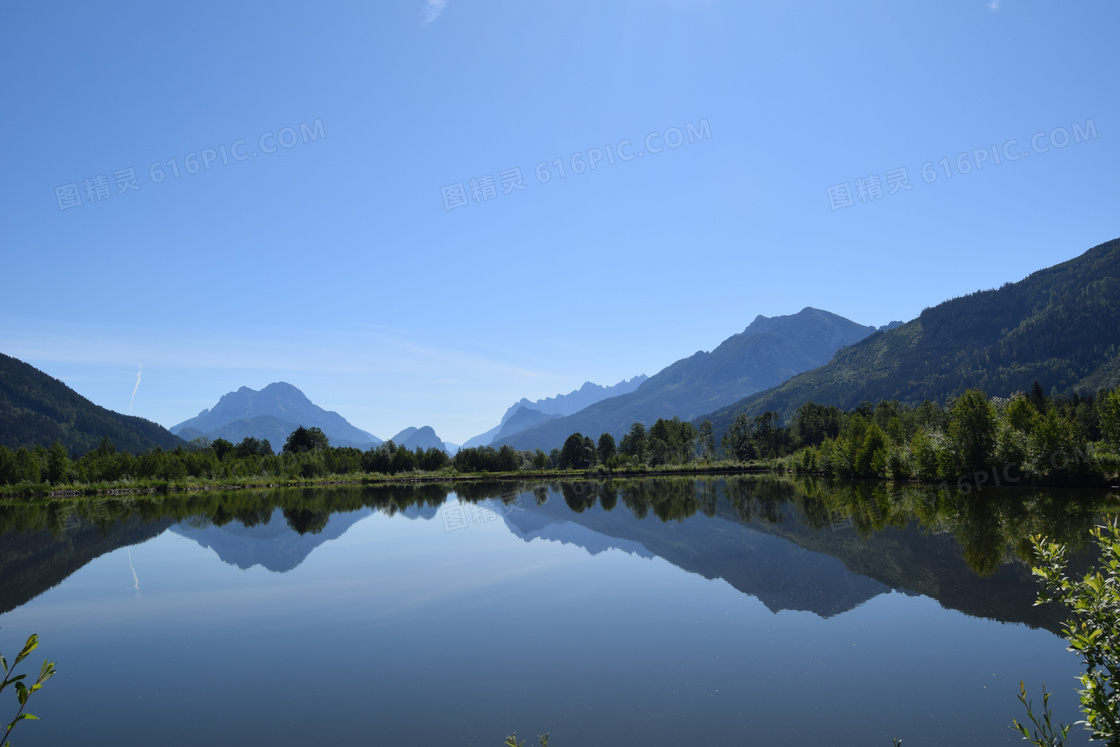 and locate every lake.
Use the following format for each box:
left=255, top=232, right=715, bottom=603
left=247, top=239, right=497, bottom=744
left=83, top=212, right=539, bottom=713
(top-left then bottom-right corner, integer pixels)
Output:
left=0, top=476, right=1110, bottom=746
